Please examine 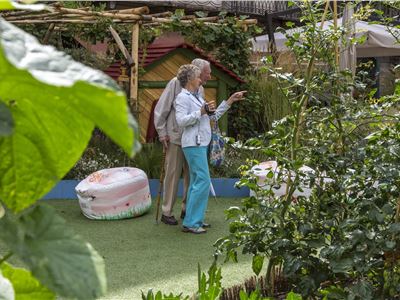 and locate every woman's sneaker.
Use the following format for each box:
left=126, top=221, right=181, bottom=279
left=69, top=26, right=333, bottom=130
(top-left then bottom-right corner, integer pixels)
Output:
left=182, top=226, right=207, bottom=234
